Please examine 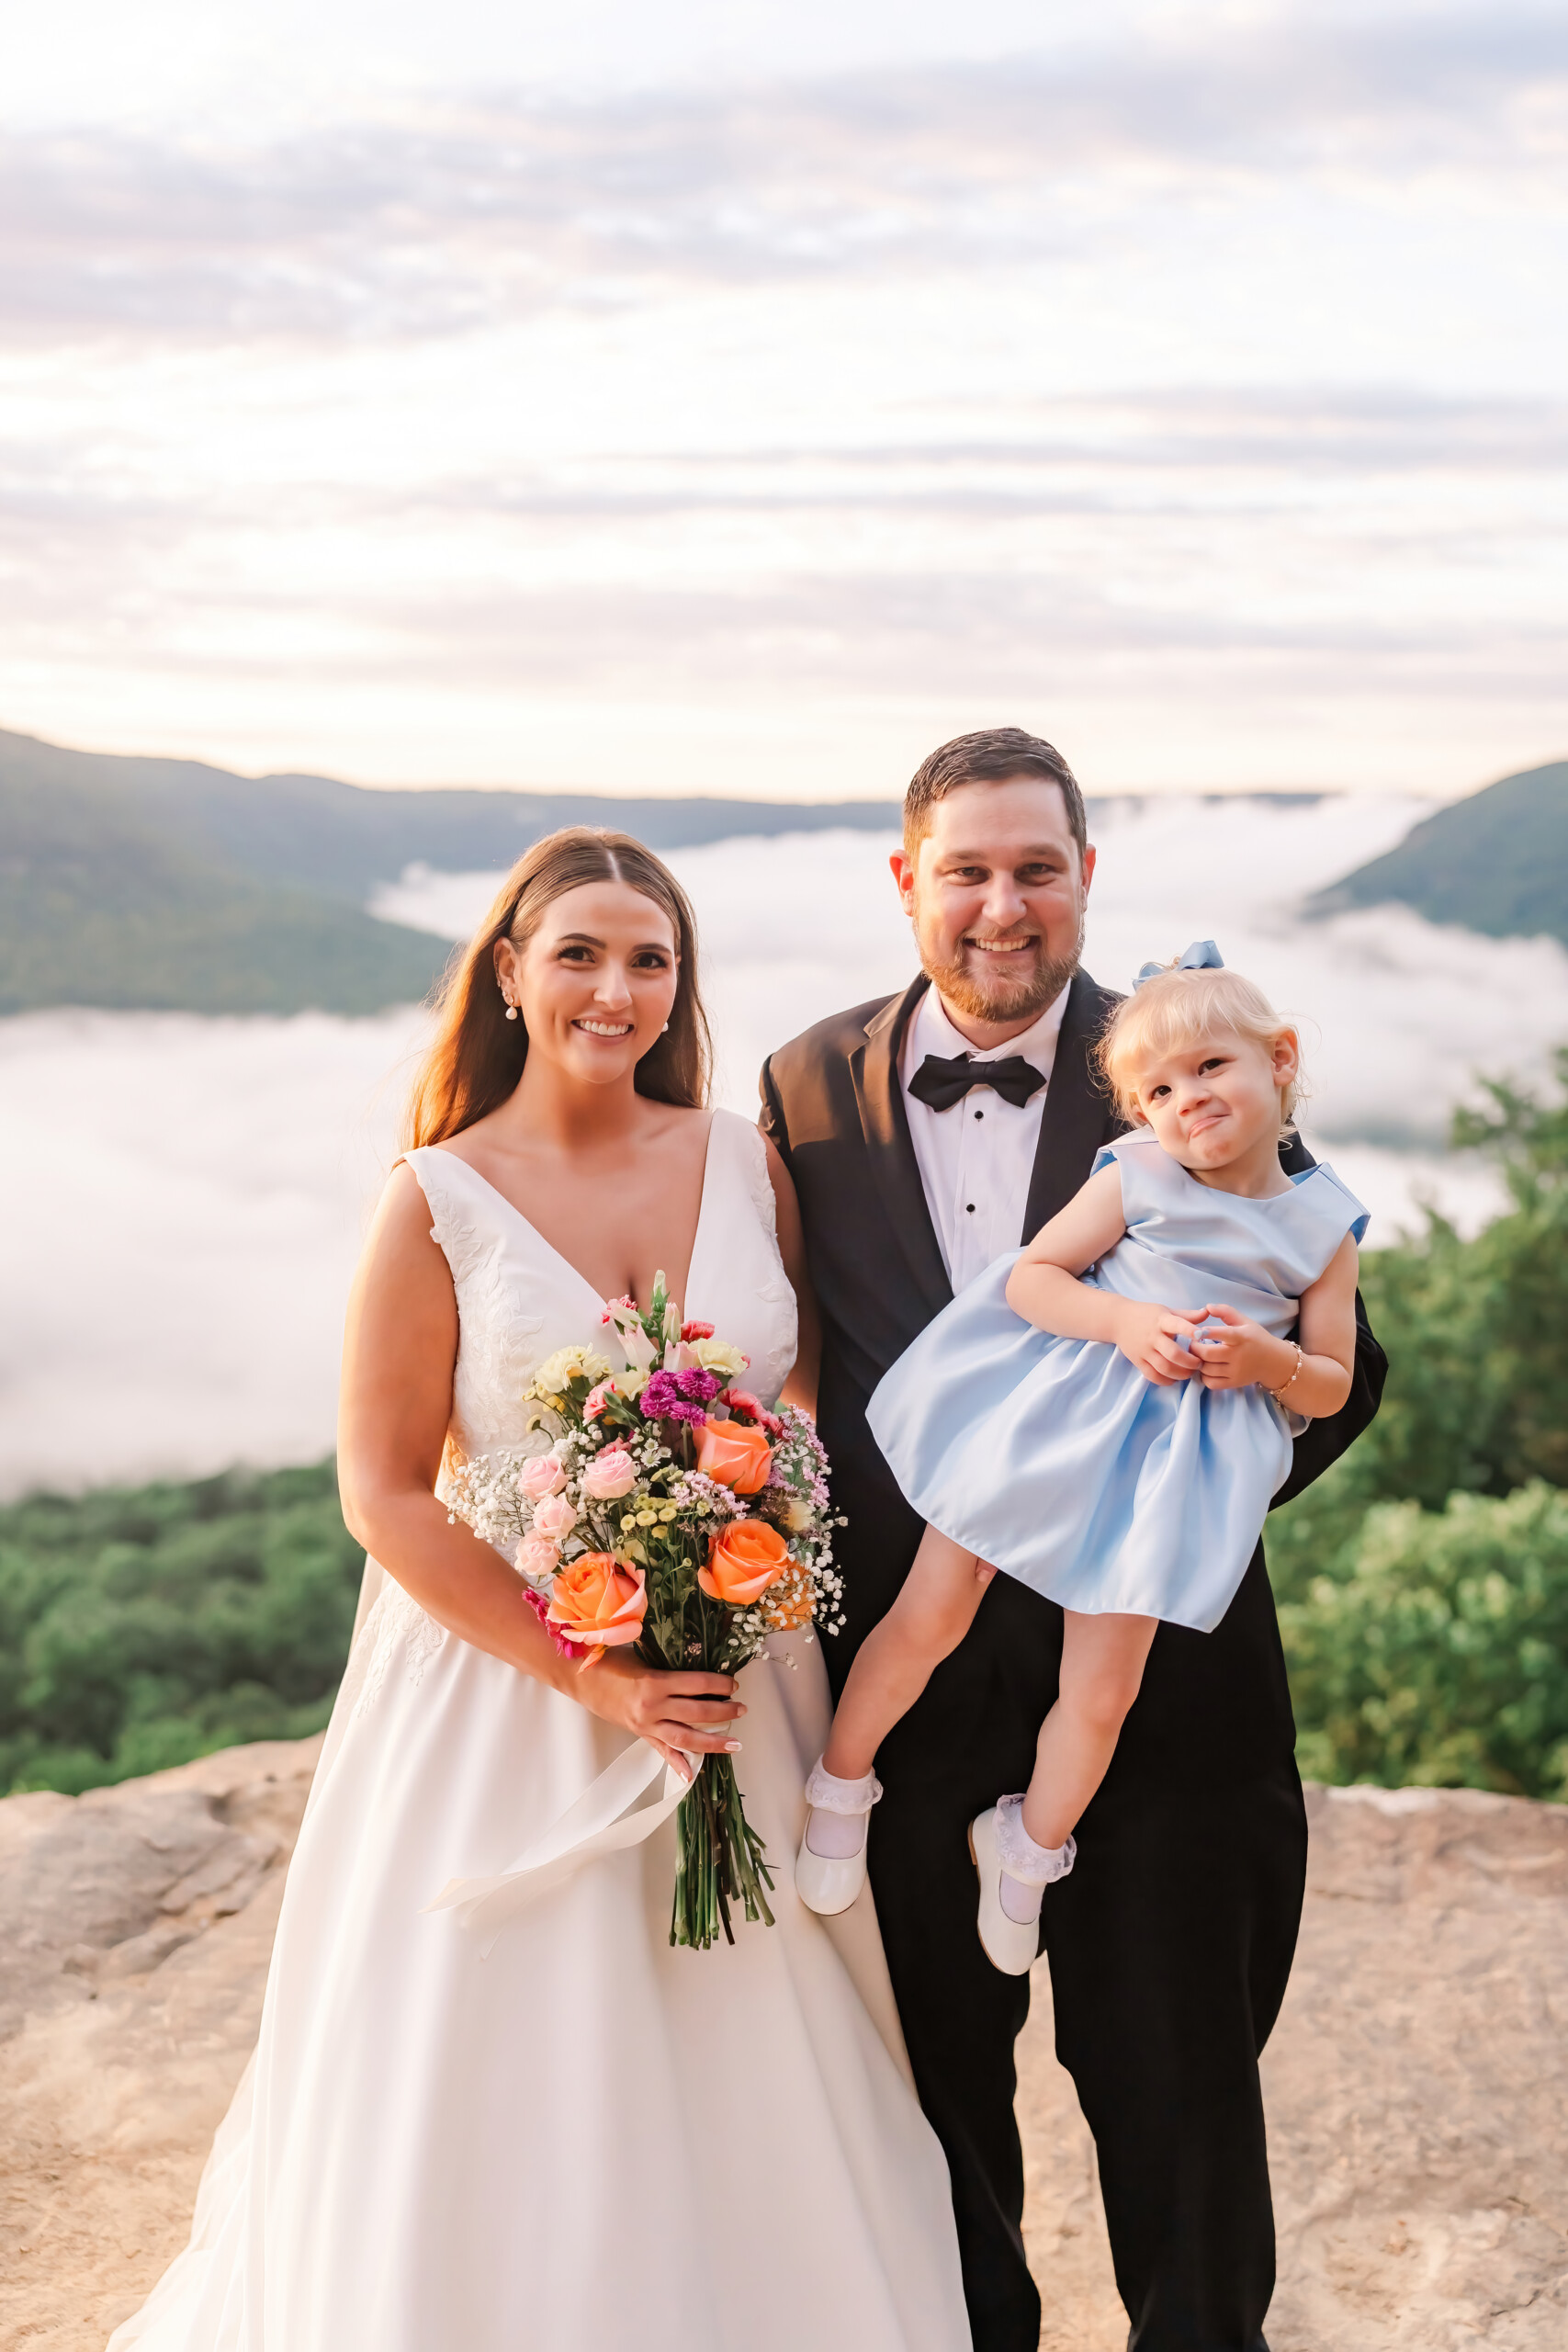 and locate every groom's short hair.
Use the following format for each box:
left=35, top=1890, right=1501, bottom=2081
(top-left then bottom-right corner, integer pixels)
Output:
left=904, top=728, right=1087, bottom=862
